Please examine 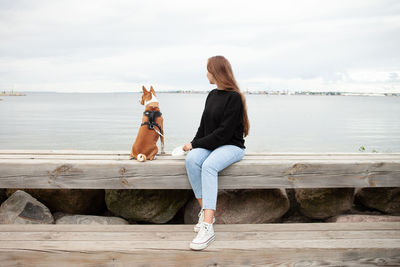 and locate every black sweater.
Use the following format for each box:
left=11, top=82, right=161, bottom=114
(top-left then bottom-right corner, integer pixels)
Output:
left=191, top=88, right=246, bottom=150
